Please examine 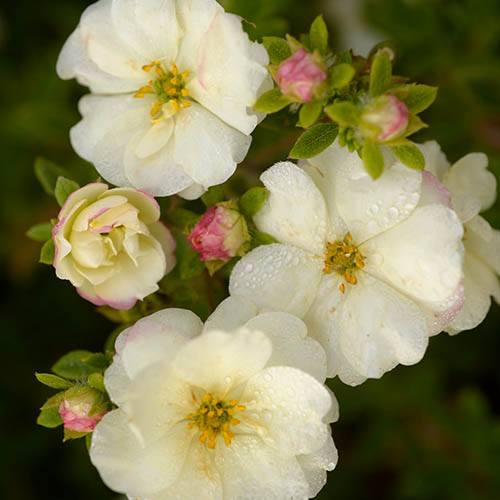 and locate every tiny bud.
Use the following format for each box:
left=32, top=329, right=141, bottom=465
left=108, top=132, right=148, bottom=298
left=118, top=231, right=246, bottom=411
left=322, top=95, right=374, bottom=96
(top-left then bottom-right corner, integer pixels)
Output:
left=361, top=94, right=409, bottom=142
left=59, top=387, right=107, bottom=433
left=275, top=48, right=327, bottom=103
left=188, top=205, right=249, bottom=262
